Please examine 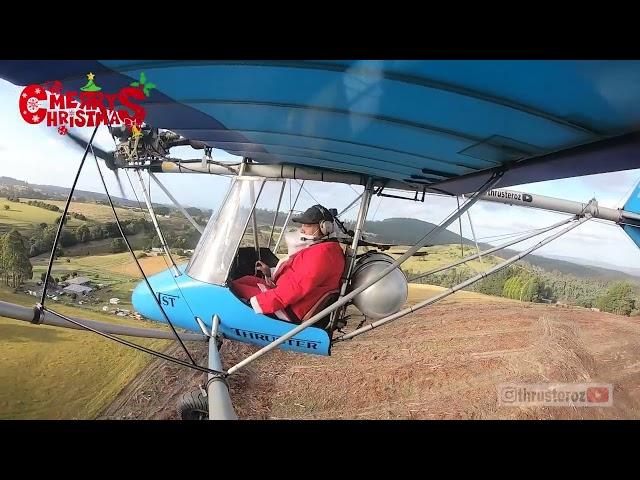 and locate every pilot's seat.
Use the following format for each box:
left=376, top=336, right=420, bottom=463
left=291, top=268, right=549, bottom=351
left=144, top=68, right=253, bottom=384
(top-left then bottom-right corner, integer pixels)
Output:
left=300, top=289, right=341, bottom=330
